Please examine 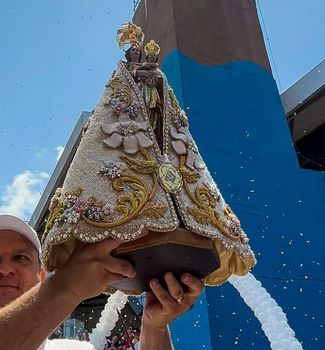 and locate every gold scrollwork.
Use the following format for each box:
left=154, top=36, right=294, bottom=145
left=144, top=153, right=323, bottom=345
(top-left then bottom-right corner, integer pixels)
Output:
left=108, top=76, right=132, bottom=107
left=83, top=148, right=166, bottom=228
left=141, top=203, right=167, bottom=219
left=121, top=148, right=158, bottom=201
left=195, top=187, right=217, bottom=208
left=180, top=156, right=240, bottom=241
left=120, top=154, right=157, bottom=174
left=186, top=185, right=239, bottom=240
left=179, top=166, right=200, bottom=183
left=82, top=173, right=149, bottom=228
